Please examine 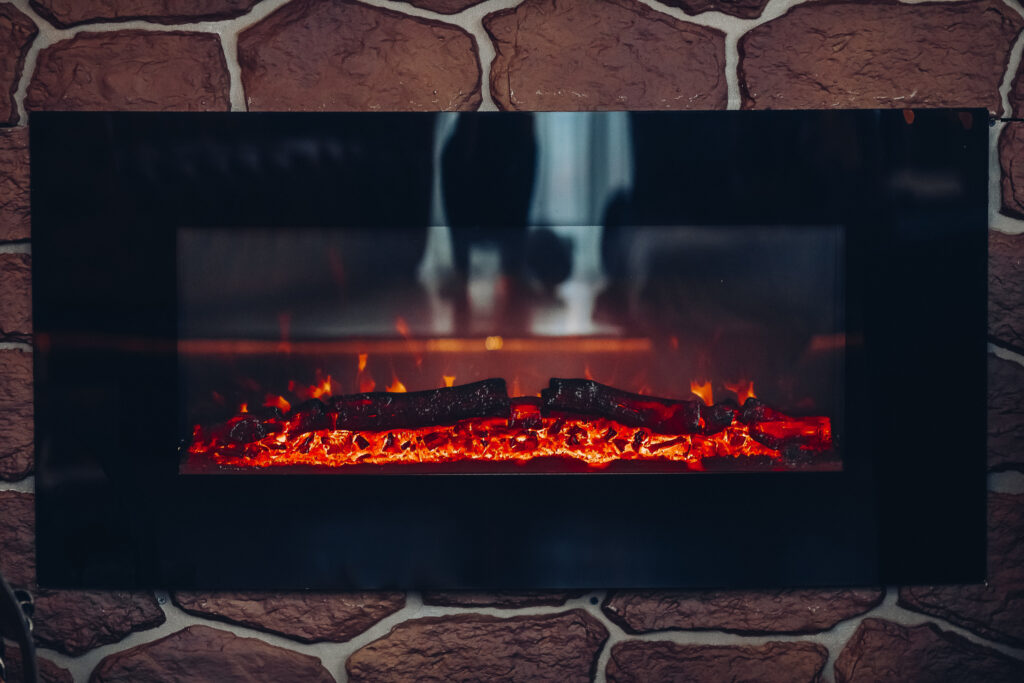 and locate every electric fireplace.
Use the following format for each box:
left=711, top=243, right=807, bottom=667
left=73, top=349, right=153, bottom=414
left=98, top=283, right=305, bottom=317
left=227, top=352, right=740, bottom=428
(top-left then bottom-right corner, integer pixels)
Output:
left=31, top=110, right=987, bottom=590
